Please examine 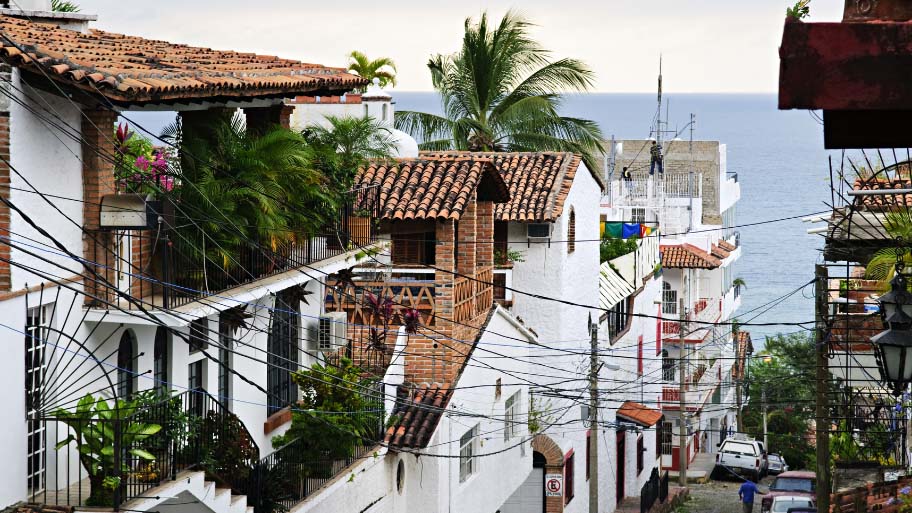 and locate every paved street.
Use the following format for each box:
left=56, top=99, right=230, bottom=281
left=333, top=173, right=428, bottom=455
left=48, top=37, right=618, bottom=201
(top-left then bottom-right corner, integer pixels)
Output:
left=676, top=476, right=775, bottom=513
